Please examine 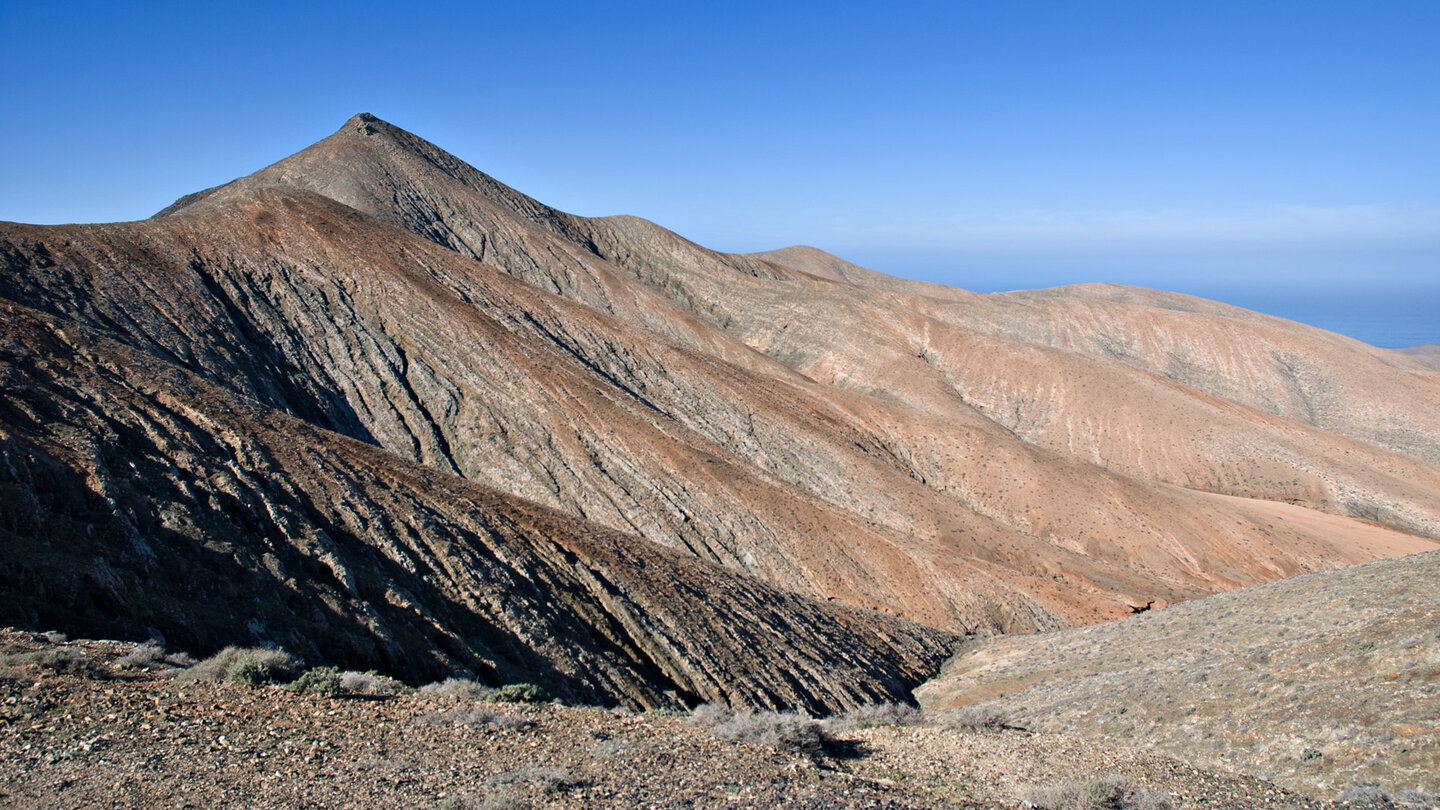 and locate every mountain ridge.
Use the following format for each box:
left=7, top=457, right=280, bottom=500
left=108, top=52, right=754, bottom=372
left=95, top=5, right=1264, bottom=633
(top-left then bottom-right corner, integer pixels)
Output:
left=3, top=112, right=1438, bottom=712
